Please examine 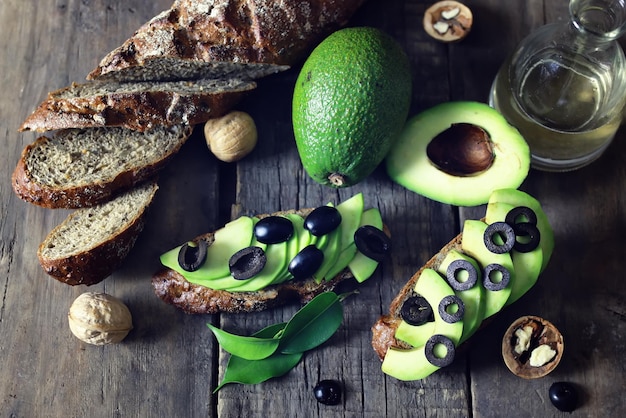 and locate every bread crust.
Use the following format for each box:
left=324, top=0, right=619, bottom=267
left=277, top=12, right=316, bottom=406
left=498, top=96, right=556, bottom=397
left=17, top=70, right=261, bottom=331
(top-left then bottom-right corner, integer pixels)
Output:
left=88, top=0, right=366, bottom=80
left=12, top=126, right=192, bottom=209
left=38, top=182, right=159, bottom=286
left=19, top=81, right=254, bottom=133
